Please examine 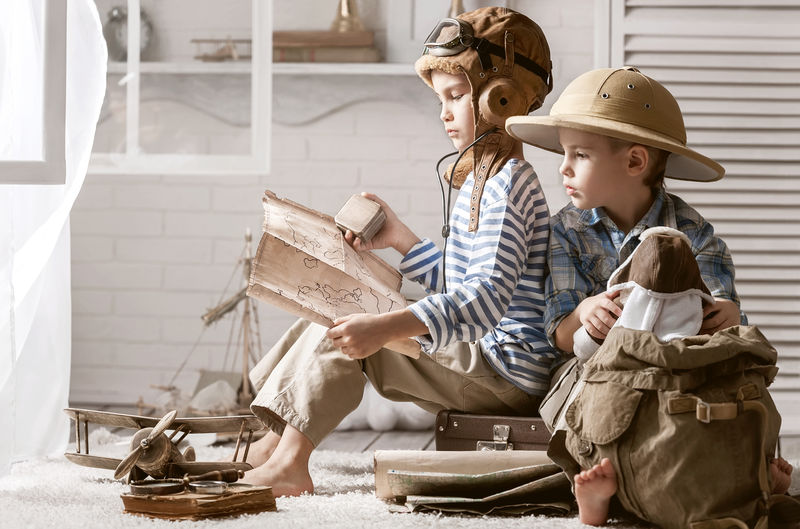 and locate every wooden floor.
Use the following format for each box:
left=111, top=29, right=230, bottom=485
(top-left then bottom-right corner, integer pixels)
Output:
left=317, top=429, right=435, bottom=452
left=67, top=403, right=800, bottom=459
